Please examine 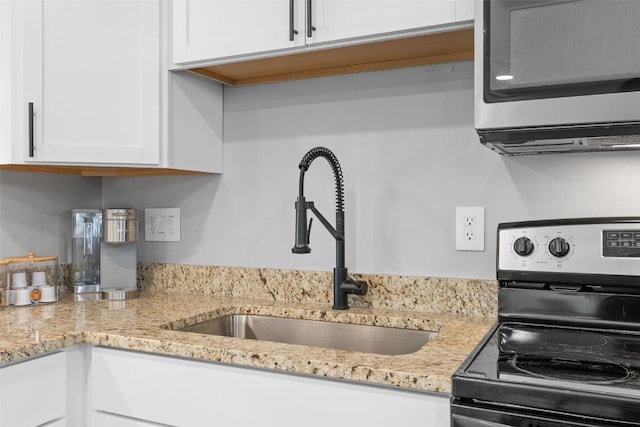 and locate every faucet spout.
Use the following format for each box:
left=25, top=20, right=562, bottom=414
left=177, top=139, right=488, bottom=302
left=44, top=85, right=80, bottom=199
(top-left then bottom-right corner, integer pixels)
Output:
left=291, top=147, right=368, bottom=310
